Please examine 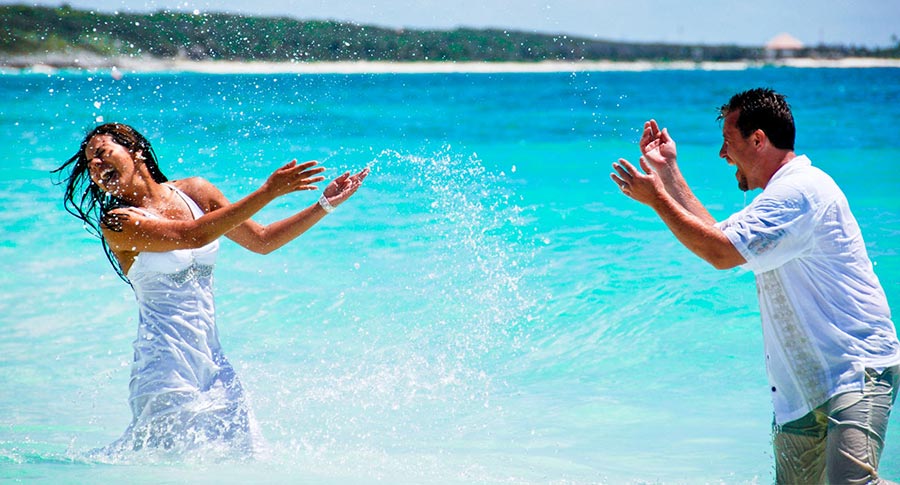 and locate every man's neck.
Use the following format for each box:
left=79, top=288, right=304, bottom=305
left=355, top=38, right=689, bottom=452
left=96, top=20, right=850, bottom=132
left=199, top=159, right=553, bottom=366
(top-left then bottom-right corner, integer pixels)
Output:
left=760, top=150, right=797, bottom=188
